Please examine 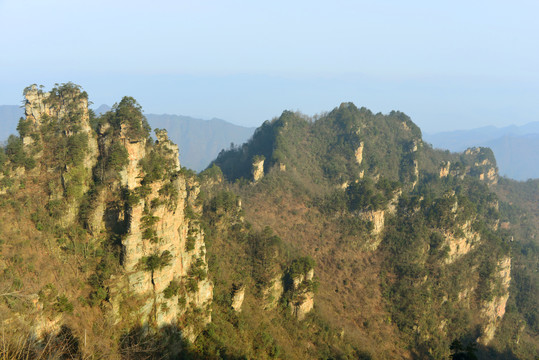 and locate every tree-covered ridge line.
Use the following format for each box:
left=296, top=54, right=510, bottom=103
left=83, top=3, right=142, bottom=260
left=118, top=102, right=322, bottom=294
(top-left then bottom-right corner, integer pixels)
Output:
left=212, top=102, right=497, bottom=190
